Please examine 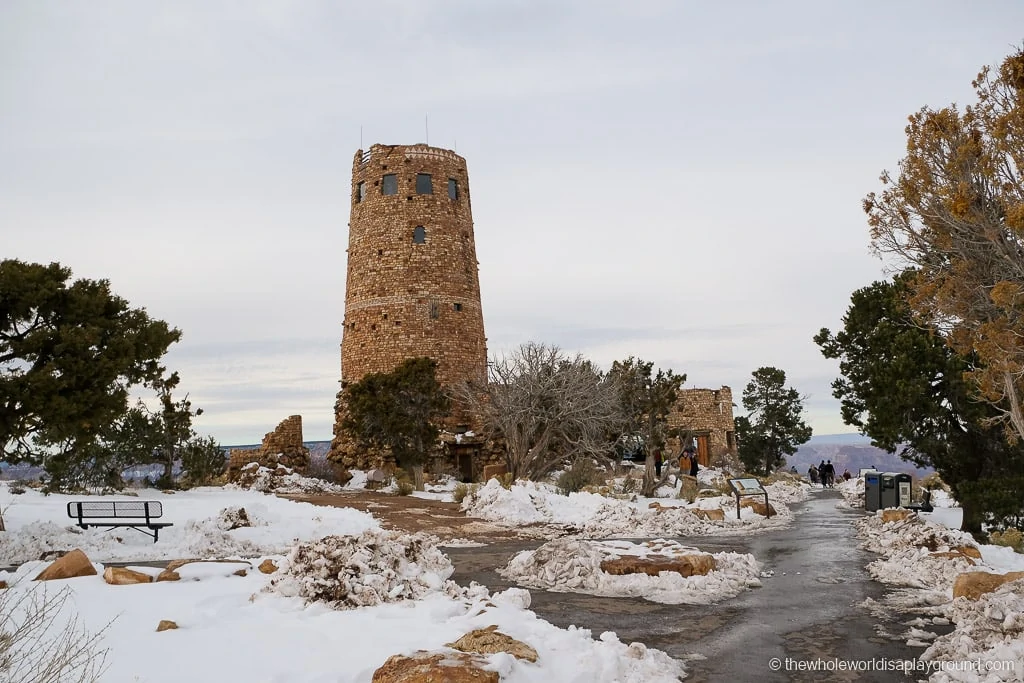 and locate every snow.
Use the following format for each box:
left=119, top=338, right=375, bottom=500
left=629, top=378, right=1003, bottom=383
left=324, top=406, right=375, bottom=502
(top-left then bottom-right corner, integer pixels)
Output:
left=0, top=483, right=379, bottom=565
left=461, top=475, right=806, bottom=538
left=500, top=537, right=761, bottom=604
left=0, top=544, right=686, bottom=683
left=855, top=507, right=1024, bottom=681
